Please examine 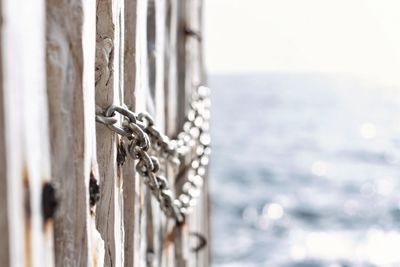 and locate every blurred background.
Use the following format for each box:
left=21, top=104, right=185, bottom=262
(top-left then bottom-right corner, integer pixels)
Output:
left=204, top=1, right=400, bottom=266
